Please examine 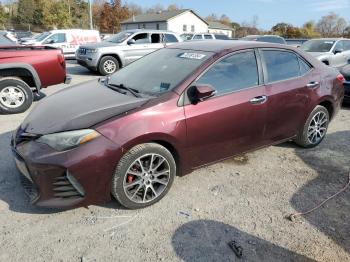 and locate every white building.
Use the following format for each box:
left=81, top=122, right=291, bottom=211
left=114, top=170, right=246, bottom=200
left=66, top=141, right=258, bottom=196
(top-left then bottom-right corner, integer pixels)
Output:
left=208, top=21, right=233, bottom=38
left=121, top=9, right=208, bottom=35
